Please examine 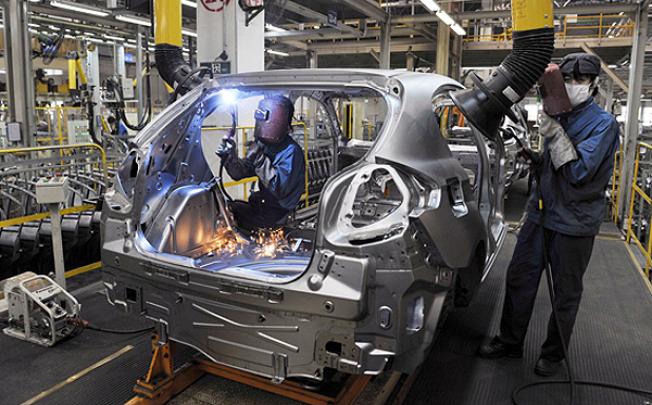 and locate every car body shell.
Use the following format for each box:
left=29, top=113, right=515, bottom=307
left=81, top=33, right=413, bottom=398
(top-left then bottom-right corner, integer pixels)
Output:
left=101, top=69, right=507, bottom=382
